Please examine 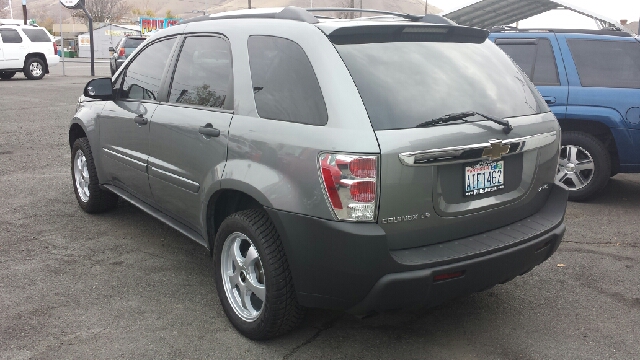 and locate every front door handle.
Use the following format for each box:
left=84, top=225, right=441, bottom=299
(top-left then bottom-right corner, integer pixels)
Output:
left=134, top=115, right=148, bottom=125
left=543, top=96, right=556, bottom=105
left=199, top=124, right=220, bottom=138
